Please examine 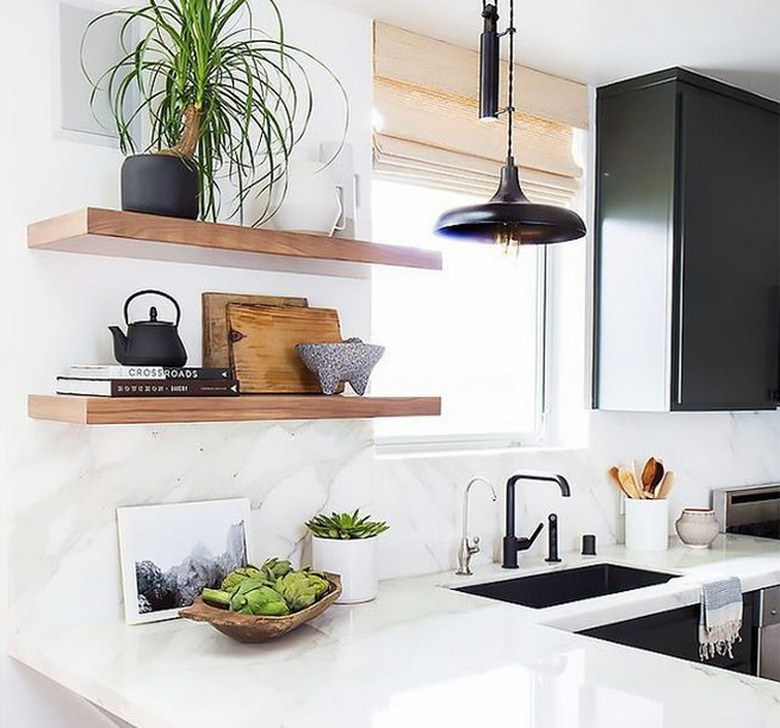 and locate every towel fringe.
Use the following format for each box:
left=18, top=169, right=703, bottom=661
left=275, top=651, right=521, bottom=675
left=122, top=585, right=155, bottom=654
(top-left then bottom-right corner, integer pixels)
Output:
left=699, top=618, right=742, bottom=661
